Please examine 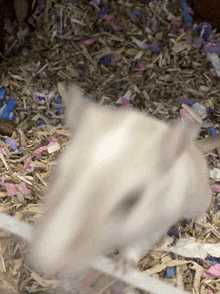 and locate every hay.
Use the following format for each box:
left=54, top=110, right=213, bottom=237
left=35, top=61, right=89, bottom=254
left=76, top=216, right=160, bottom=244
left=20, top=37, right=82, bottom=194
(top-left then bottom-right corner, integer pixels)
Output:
left=0, top=0, right=220, bottom=293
